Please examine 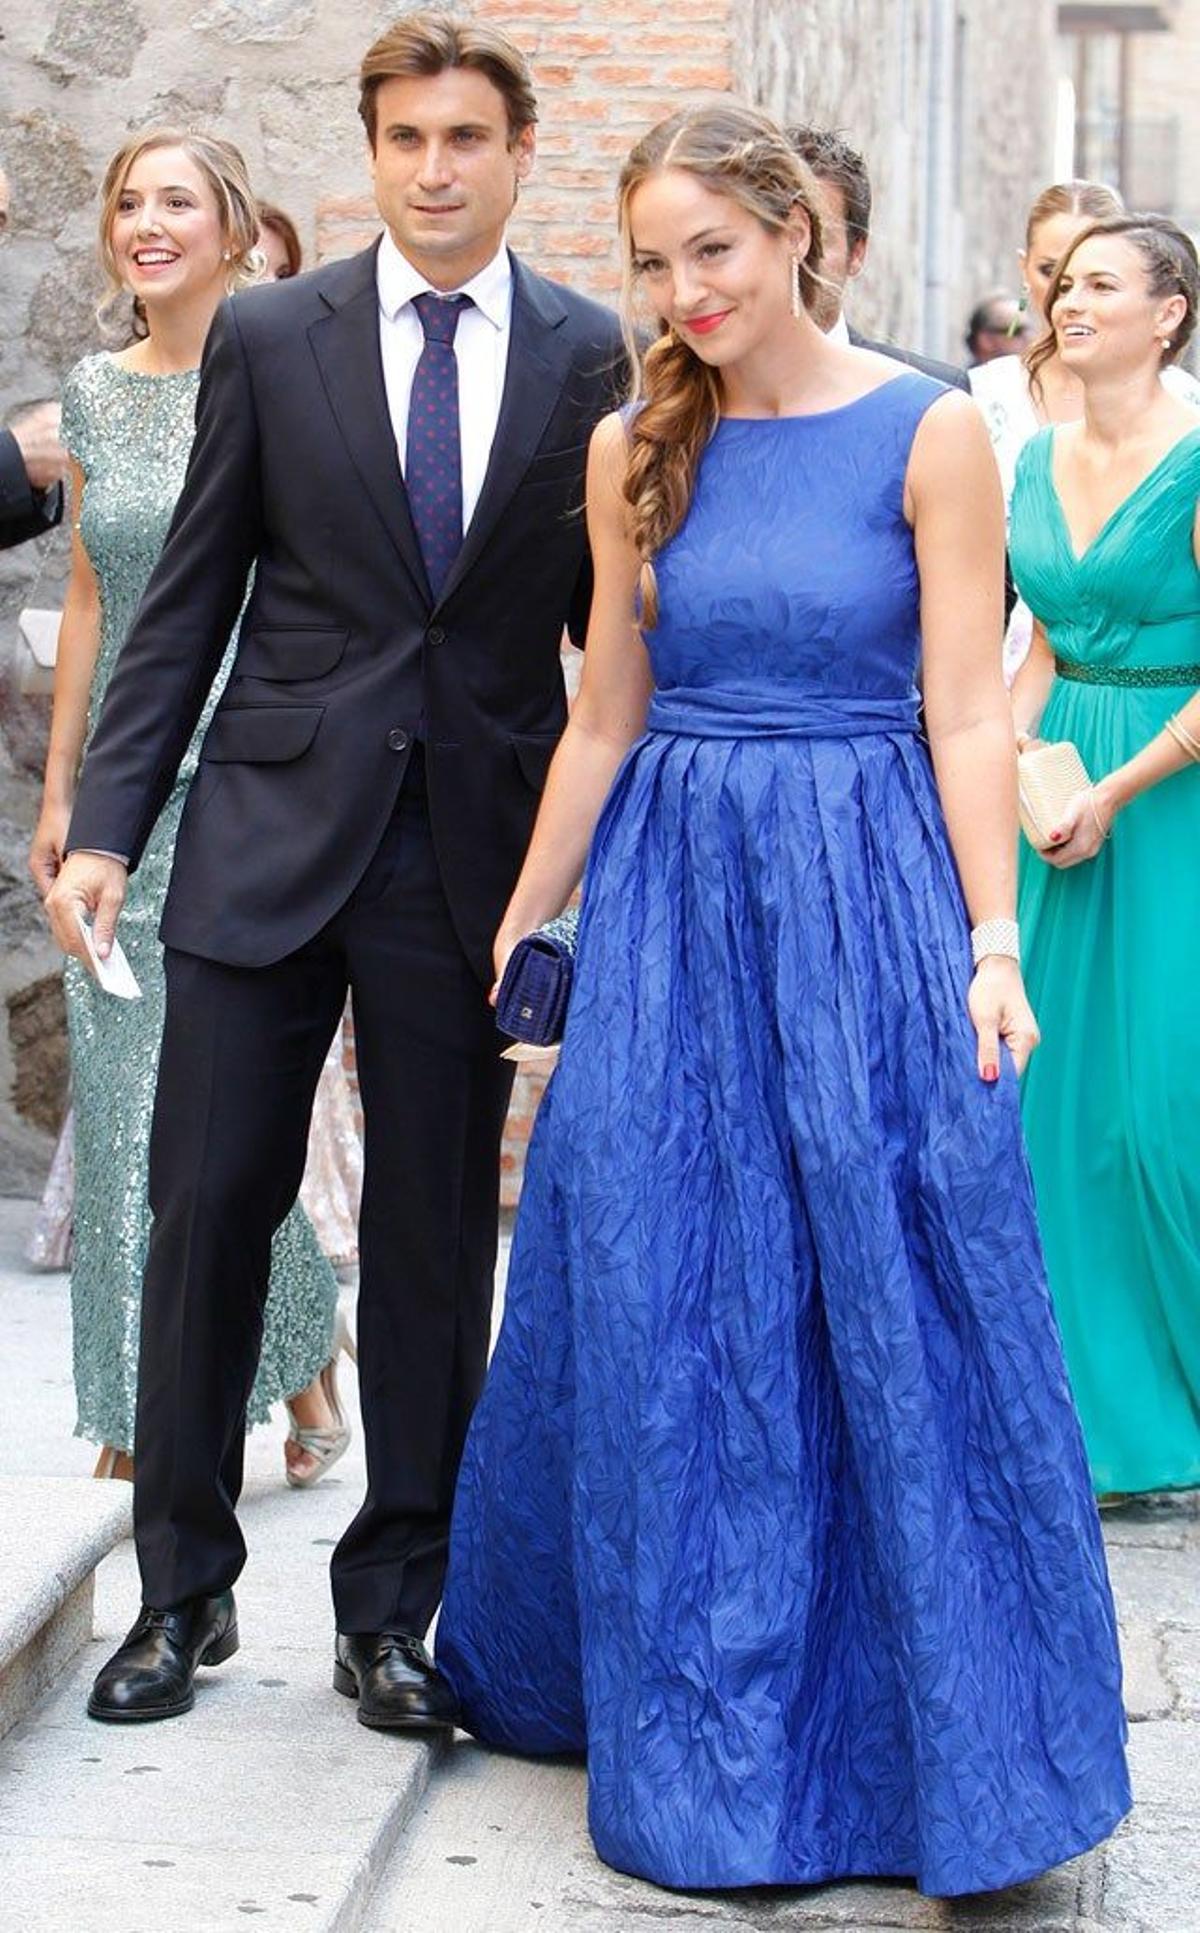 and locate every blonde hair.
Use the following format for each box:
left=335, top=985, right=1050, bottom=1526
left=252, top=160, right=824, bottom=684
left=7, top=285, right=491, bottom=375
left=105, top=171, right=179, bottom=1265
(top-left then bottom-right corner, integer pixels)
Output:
left=1024, top=177, right=1123, bottom=256
left=617, top=104, right=824, bottom=626
left=359, top=11, right=537, bottom=148
left=98, top=127, right=261, bottom=339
